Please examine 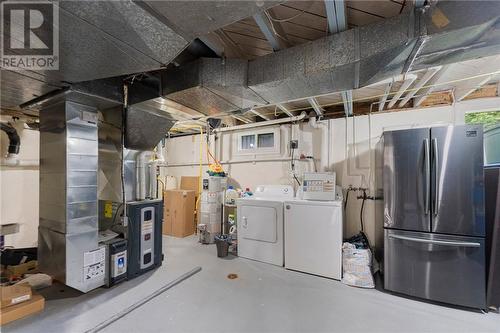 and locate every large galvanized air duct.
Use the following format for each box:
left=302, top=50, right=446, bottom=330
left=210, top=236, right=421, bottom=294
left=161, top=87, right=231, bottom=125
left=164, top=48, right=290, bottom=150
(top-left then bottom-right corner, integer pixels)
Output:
left=161, top=58, right=266, bottom=115
left=38, top=95, right=109, bottom=293
left=36, top=84, right=175, bottom=292
left=161, top=1, right=500, bottom=112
